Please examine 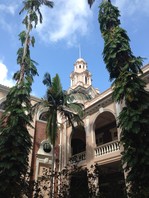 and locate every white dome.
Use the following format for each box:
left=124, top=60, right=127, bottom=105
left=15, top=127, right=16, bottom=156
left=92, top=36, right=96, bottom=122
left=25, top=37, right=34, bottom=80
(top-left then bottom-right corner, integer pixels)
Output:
left=76, top=58, right=86, bottom=63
